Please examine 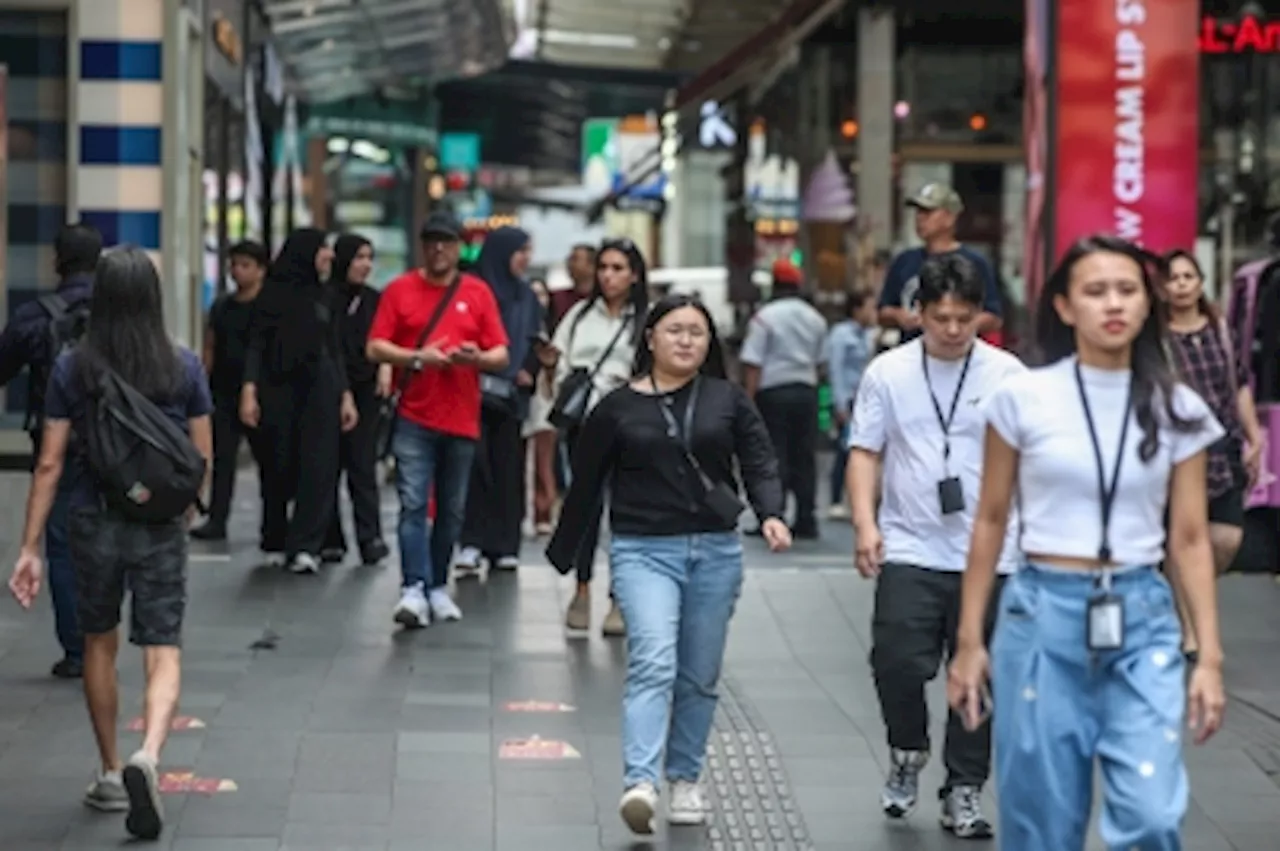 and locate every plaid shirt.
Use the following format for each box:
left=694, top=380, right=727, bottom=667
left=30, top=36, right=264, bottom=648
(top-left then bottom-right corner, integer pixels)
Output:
left=1169, top=322, right=1244, bottom=498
